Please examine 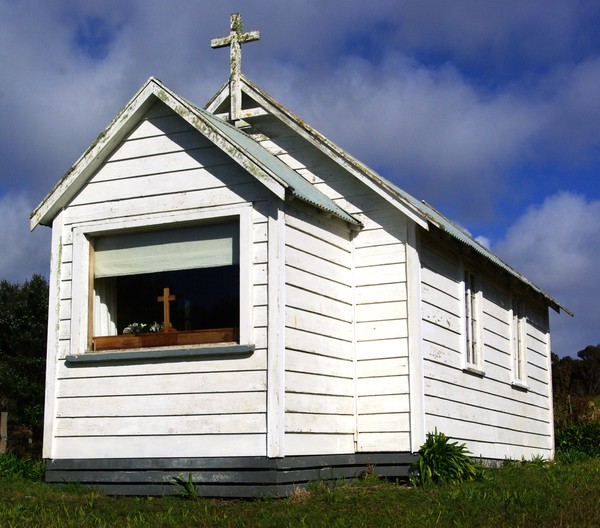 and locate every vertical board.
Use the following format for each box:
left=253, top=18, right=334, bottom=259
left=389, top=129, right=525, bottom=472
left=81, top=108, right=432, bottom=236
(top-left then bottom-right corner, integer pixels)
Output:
left=283, top=201, right=355, bottom=455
